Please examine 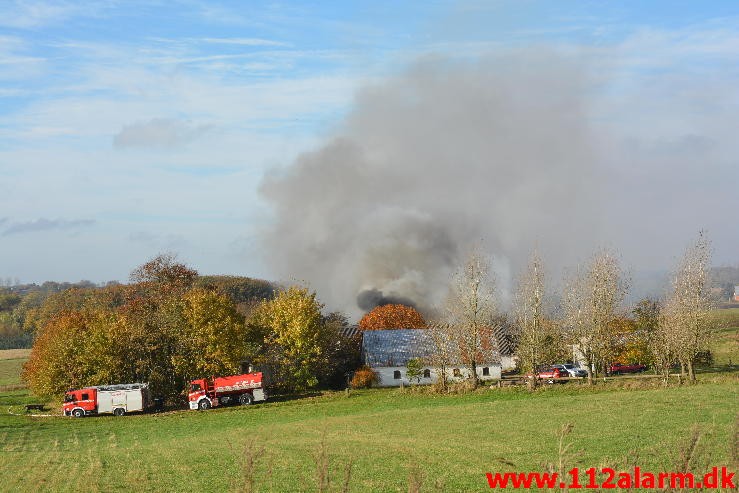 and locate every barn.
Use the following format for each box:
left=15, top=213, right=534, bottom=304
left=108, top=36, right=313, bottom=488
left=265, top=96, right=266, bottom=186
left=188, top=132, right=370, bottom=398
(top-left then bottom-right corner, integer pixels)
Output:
left=361, top=328, right=512, bottom=387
